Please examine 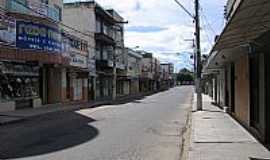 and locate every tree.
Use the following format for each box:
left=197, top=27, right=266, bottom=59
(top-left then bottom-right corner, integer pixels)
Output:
left=177, top=68, right=194, bottom=84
